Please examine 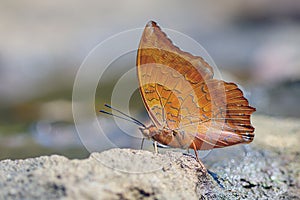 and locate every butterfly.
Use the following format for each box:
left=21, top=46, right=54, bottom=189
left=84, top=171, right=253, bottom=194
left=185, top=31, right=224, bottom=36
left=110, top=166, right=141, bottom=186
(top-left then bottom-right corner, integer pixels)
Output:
left=101, top=21, right=255, bottom=170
